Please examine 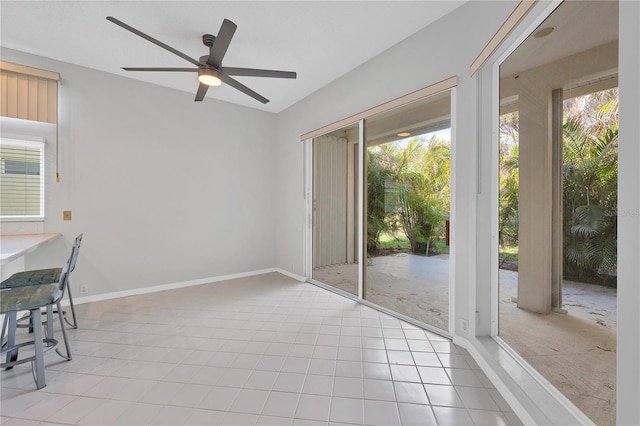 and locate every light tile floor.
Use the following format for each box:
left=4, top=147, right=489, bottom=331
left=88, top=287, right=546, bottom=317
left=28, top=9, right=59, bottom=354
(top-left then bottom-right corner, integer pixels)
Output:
left=1, top=272, right=521, bottom=425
